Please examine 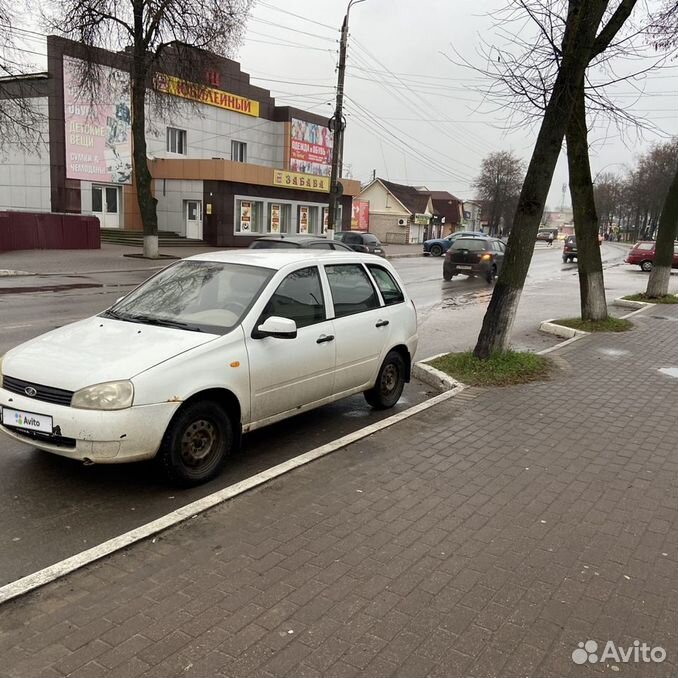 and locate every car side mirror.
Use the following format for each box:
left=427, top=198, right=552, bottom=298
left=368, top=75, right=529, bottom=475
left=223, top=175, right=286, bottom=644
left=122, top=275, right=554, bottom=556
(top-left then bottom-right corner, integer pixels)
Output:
left=253, top=316, right=298, bottom=339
